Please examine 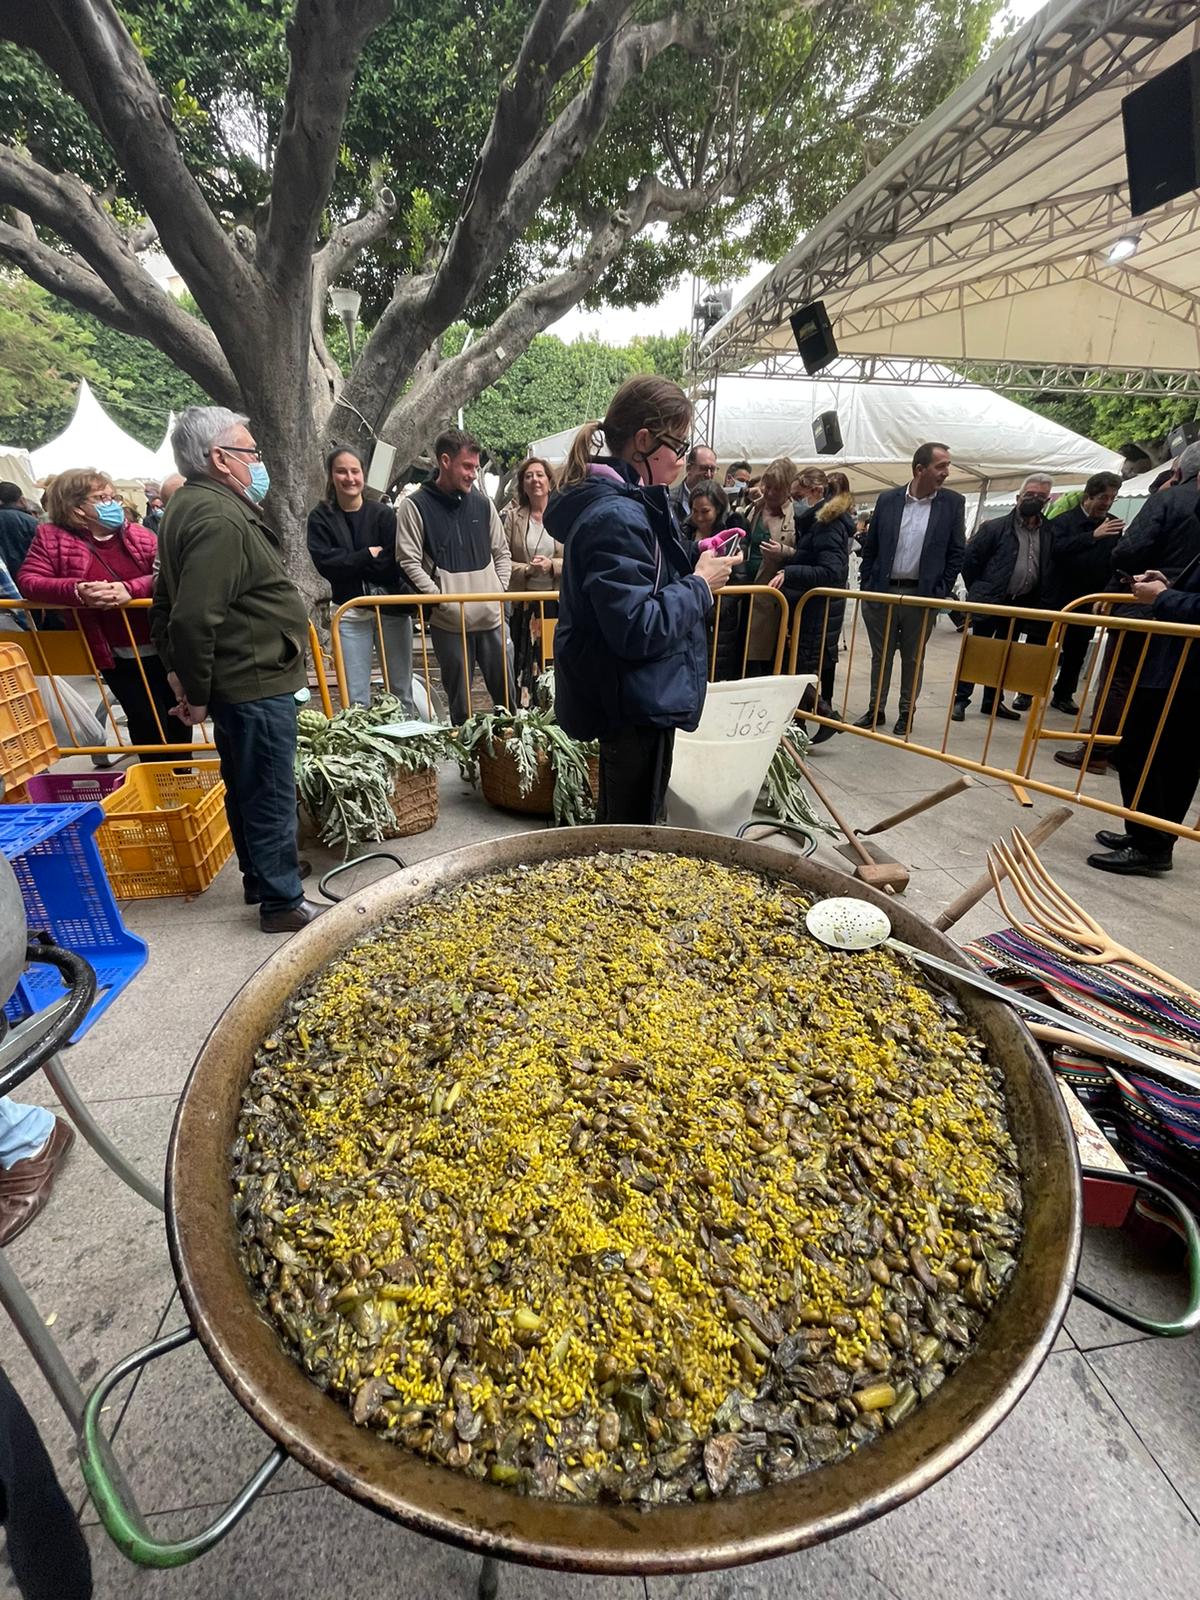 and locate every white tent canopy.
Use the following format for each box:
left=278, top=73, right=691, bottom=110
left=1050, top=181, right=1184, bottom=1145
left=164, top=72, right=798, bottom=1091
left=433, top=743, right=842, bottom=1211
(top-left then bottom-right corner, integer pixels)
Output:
left=701, top=1, right=1200, bottom=400
left=0, top=448, right=37, bottom=498
left=530, top=362, right=1119, bottom=497
left=150, top=412, right=178, bottom=480
left=30, top=379, right=161, bottom=482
